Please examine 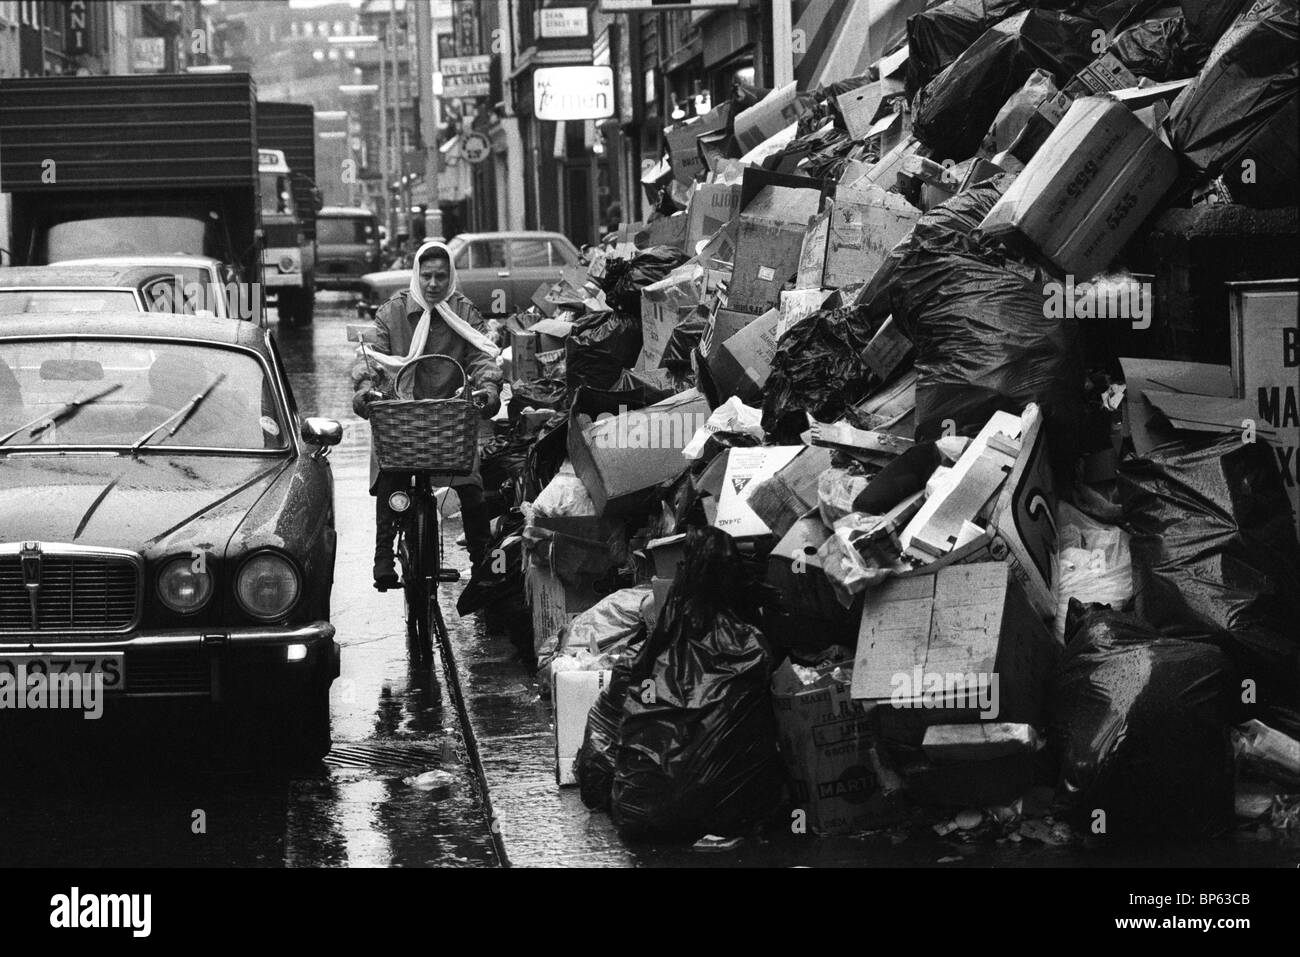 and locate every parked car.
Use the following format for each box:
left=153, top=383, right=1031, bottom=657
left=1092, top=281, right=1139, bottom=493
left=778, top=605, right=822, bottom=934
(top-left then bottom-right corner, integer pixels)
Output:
left=316, top=206, right=382, bottom=292
left=50, top=255, right=255, bottom=322
left=0, top=312, right=342, bottom=763
left=0, top=265, right=150, bottom=315
left=354, top=231, right=582, bottom=319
